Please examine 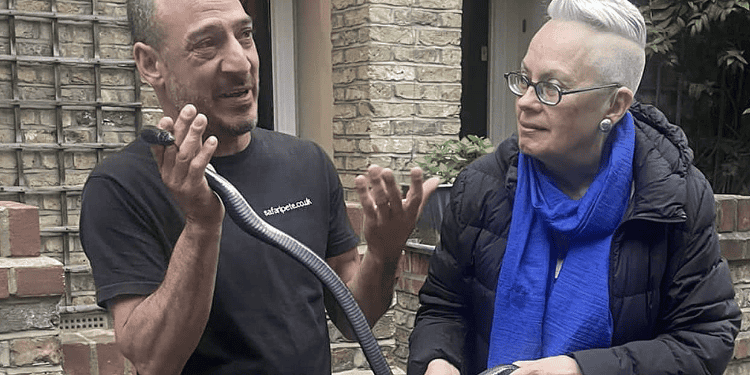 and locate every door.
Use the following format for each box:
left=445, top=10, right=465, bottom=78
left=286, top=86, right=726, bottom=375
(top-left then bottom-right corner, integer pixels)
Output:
left=487, top=0, right=546, bottom=143
left=243, top=0, right=274, bottom=131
